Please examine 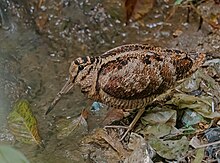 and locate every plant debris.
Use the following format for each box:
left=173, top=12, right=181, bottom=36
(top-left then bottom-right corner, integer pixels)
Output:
left=56, top=109, right=89, bottom=139
left=7, top=100, right=43, bottom=147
